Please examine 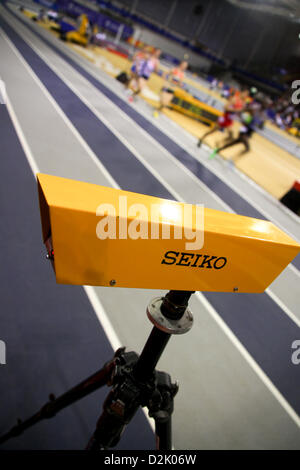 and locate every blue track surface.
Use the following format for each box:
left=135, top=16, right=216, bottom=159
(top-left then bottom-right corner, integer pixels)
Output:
left=0, top=103, right=154, bottom=449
